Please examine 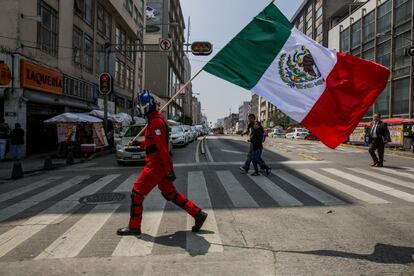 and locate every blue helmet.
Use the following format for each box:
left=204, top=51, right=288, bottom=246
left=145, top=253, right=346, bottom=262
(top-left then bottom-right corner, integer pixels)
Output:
left=137, top=90, right=156, bottom=116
